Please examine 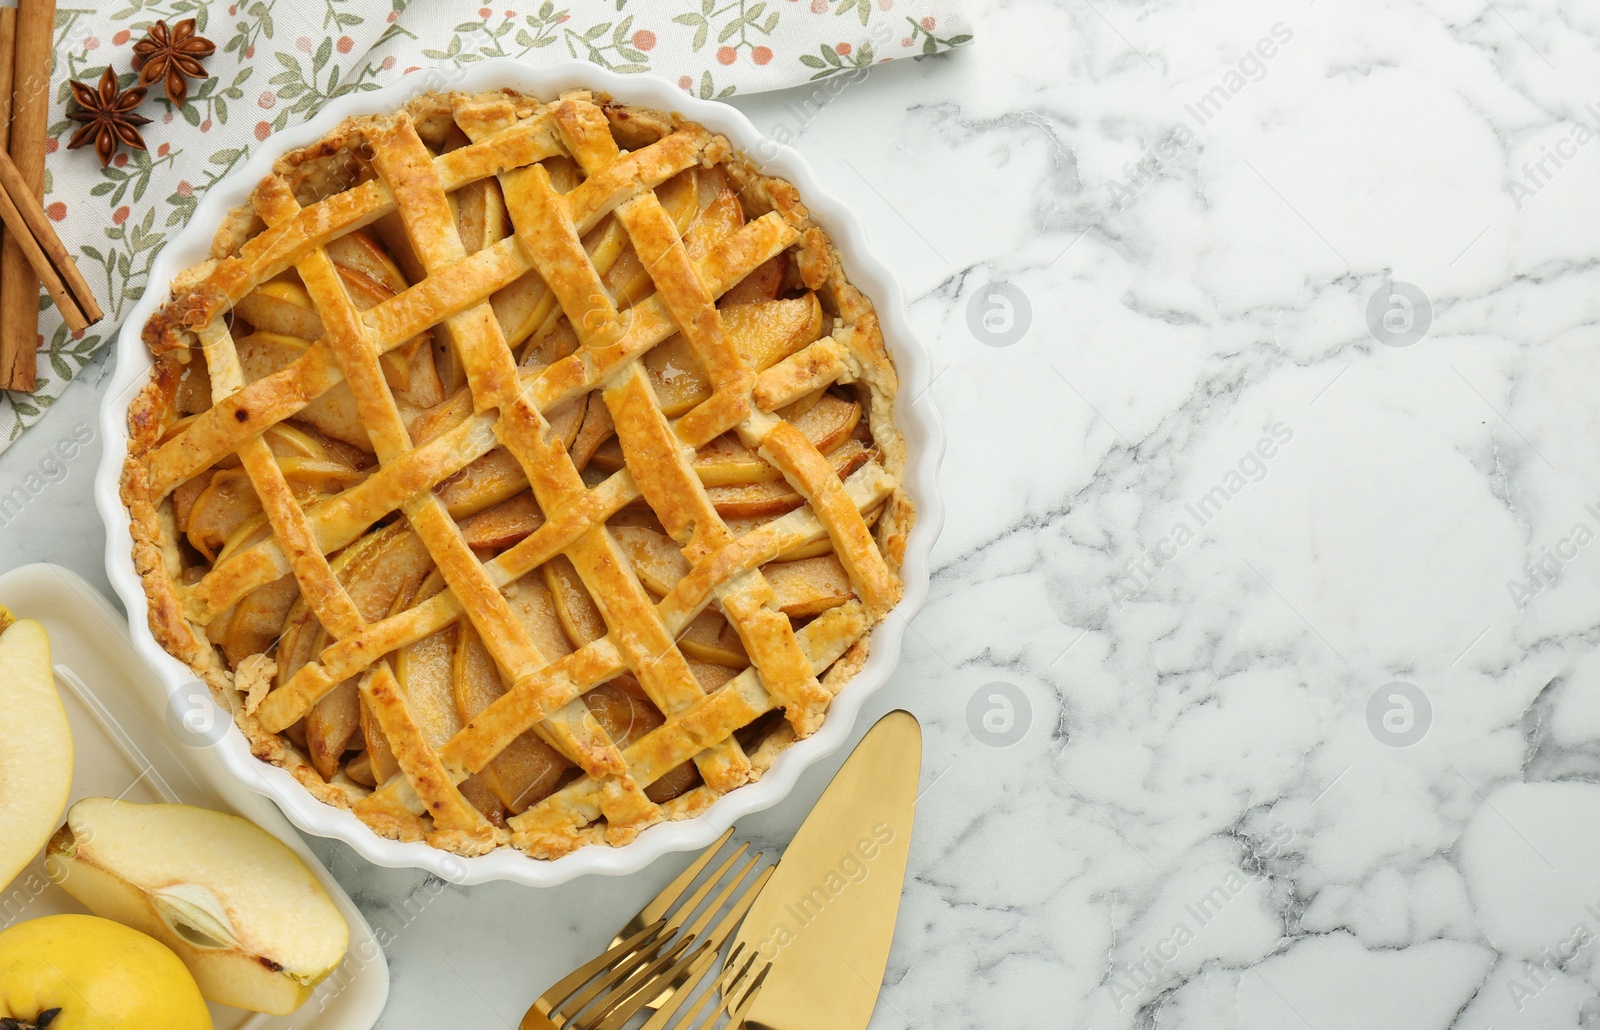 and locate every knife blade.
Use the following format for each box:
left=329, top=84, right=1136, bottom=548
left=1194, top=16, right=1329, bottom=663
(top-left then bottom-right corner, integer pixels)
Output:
left=730, top=709, right=922, bottom=1030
